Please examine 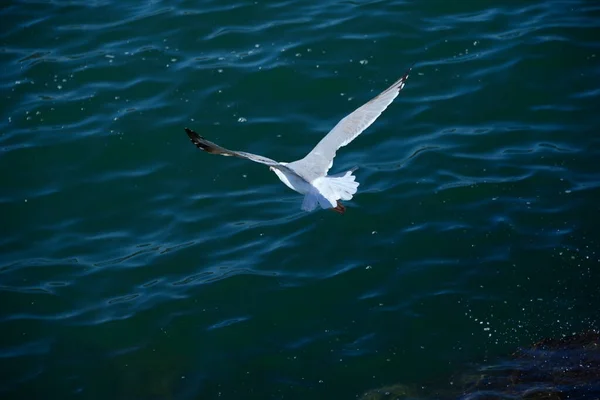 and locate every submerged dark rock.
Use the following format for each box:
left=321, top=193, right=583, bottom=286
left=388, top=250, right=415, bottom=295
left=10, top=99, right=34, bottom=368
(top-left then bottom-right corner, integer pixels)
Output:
left=463, top=331, right=600, bottom=399
left=360, top=331, right=600, bottom=400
